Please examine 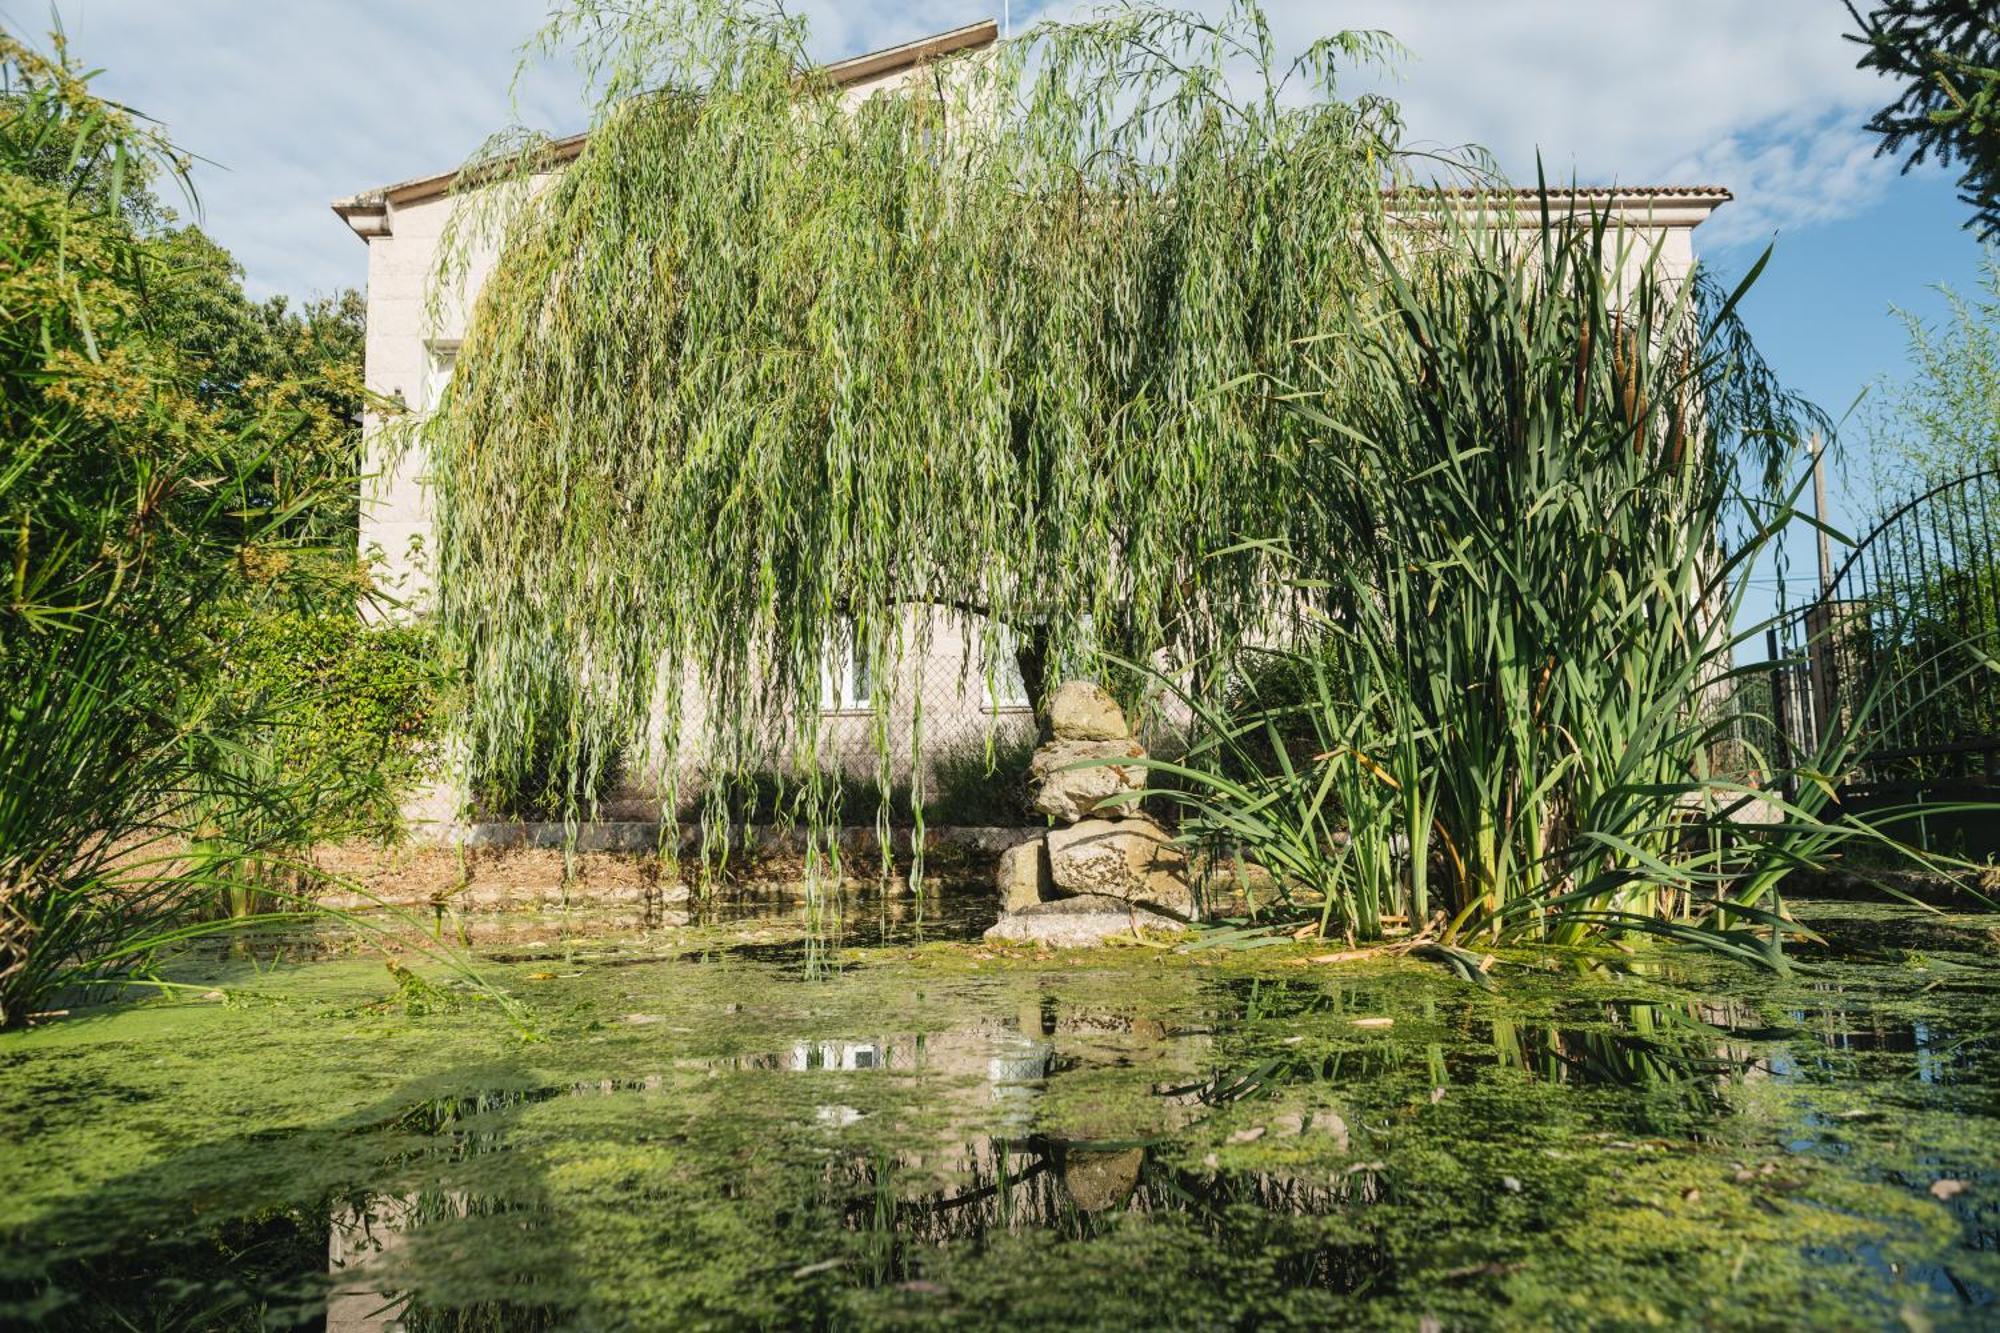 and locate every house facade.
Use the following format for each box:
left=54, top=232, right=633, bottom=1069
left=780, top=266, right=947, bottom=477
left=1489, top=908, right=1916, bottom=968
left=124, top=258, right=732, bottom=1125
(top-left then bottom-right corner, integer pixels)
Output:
left=332, top=17, right=1732, bottom=827
left=335, top=22, right=1027, bottom=825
